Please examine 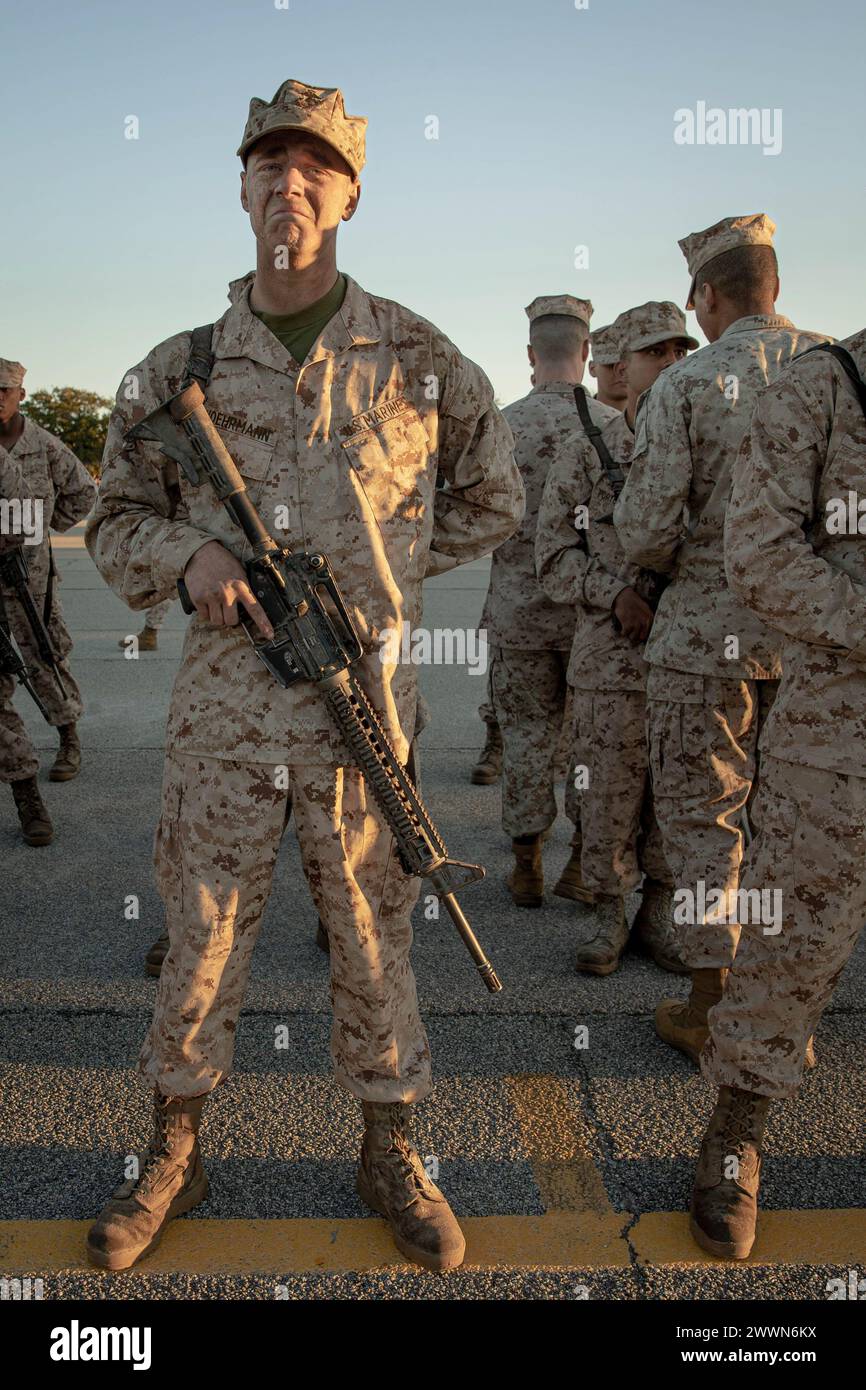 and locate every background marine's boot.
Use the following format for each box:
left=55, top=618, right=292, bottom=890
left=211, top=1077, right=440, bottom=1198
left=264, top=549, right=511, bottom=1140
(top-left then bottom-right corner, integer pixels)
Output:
left=632, top=881, right=688, bottom=974
left=575, top=896, right=630, bottom=975
left=654, top=967, right=728, bottom=1063
left=506, top=834, right=543, bottom=907
left=11, top=776, right=53, bottom=846
left=656, top=968, right=817, bottom=1069
left=690, top=1085, right=771, bottom=1259
left=470, top=723, right=502, bottom=784
left=356, top=1101, right=465, bottom=1272
left=87, top=1090, right=209, bottom=1271
left=553, top=834, right=597, bottom=905
left=49, top=723, right=81, bottom=782
left=118, top=626, right=158, bottom=652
